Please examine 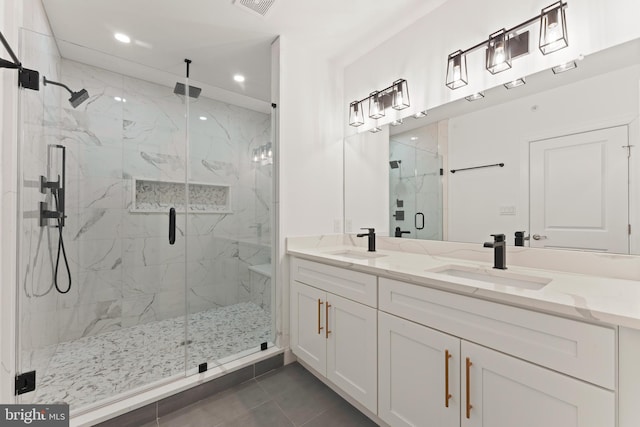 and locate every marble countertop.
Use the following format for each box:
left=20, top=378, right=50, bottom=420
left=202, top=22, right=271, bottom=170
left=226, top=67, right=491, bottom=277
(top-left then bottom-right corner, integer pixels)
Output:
left=287, top=242, right=640, bottom=330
